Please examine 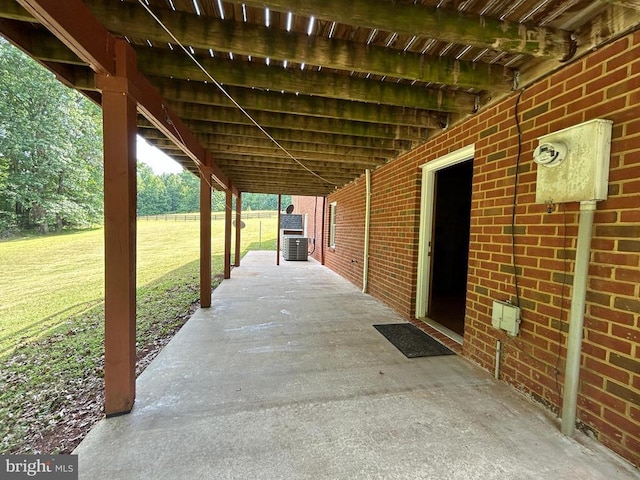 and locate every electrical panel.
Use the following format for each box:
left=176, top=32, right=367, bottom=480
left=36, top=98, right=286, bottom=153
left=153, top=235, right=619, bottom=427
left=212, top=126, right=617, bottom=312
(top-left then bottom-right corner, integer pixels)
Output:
left=492, top=300, right=521, bottom=336
left=534, top=119, right=613, bottom=204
